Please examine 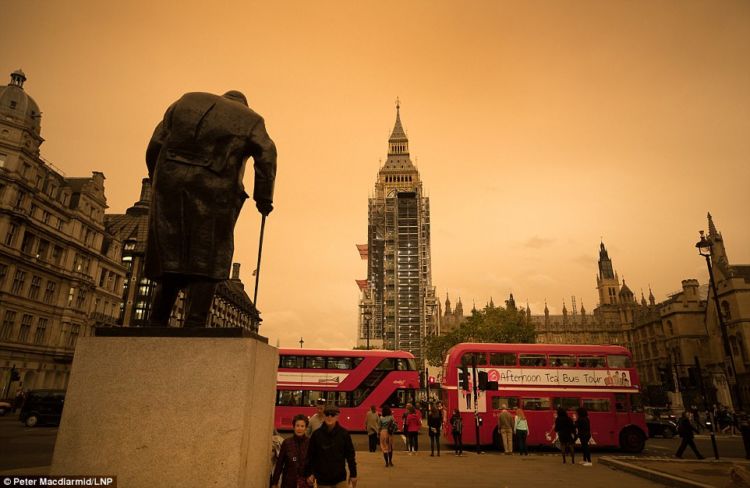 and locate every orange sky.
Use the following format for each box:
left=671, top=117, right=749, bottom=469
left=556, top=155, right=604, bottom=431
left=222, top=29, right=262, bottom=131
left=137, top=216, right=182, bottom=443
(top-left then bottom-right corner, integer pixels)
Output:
left=1, top=1, right=748, bottom=349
